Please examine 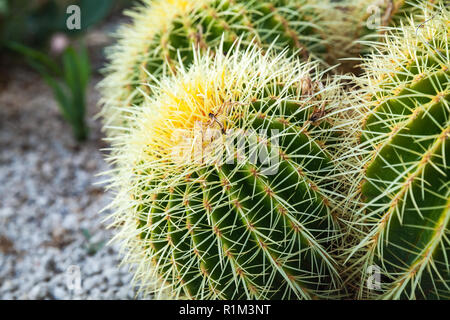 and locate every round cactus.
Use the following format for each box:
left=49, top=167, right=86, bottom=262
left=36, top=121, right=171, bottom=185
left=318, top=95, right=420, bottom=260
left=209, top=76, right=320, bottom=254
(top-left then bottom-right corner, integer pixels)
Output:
left=347, top=5, right=449, bottom=299
left=99, top=0, right=346, bottom=136
left=104, top=41, right=351, bottom=299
